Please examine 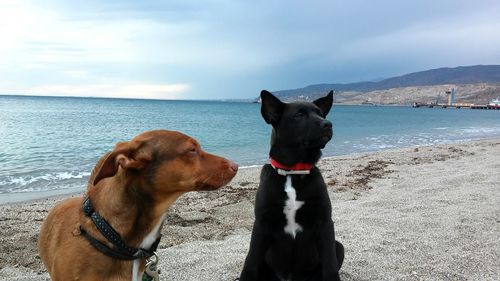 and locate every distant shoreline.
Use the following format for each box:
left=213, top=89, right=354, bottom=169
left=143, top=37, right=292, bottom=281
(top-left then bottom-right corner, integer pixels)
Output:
left=3, top=94, right=500, bottom=108
left=0, top=94, right=256, bottom=103
left=0, top=94, right=385, bottom=105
